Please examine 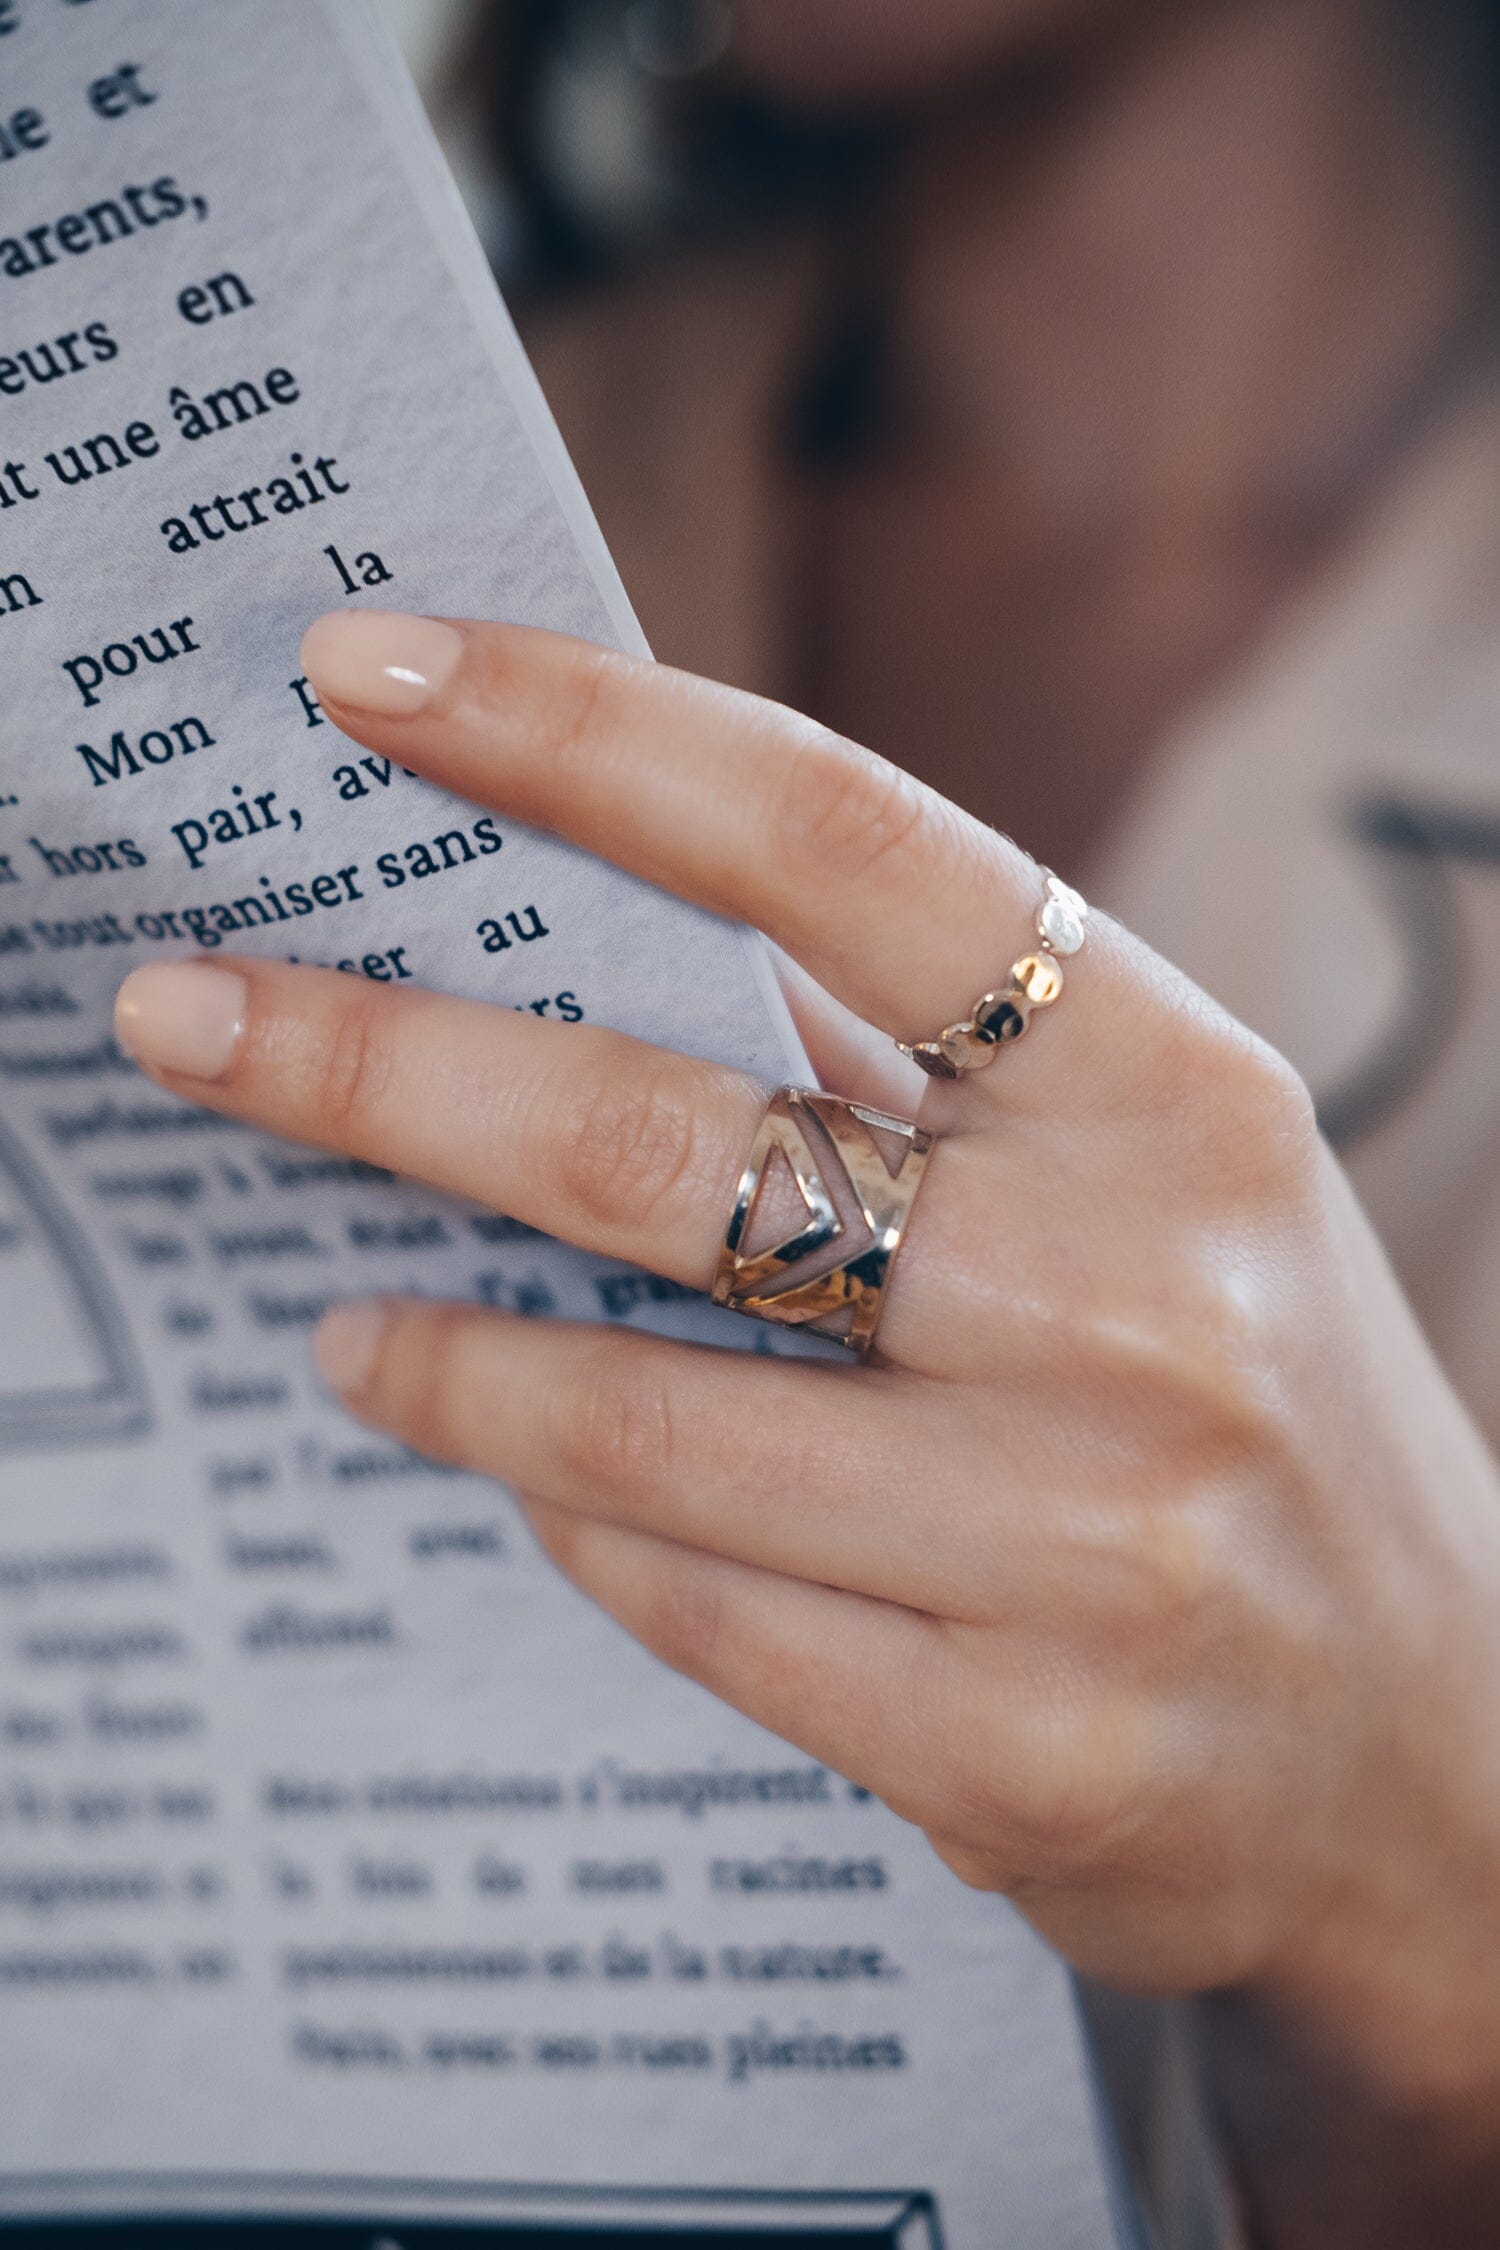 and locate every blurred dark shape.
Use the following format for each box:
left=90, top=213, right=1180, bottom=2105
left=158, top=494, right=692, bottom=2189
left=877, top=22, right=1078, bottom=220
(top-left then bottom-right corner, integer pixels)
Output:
left=461, top=0, right=1500, bottom=921
left=477, top=0, right=1500, bottom=297
left=480, top=0, right=896, bottom=297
